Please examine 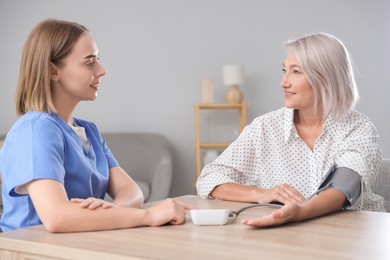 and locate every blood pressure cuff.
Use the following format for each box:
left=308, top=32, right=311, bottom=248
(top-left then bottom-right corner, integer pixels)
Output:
left=317, top=167, right=361, bottom=207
